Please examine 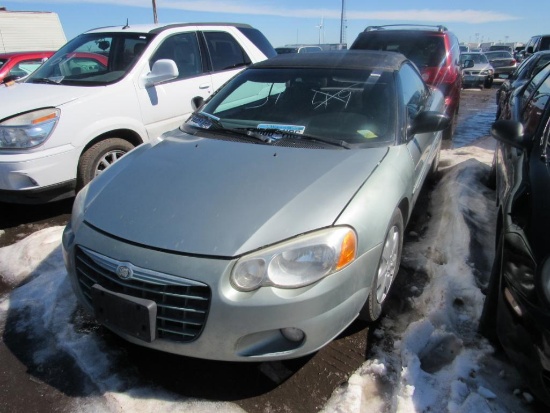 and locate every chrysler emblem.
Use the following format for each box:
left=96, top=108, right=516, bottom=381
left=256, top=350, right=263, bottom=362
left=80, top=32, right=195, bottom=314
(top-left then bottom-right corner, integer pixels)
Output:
left=116, top=265, right=132, bottom=280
